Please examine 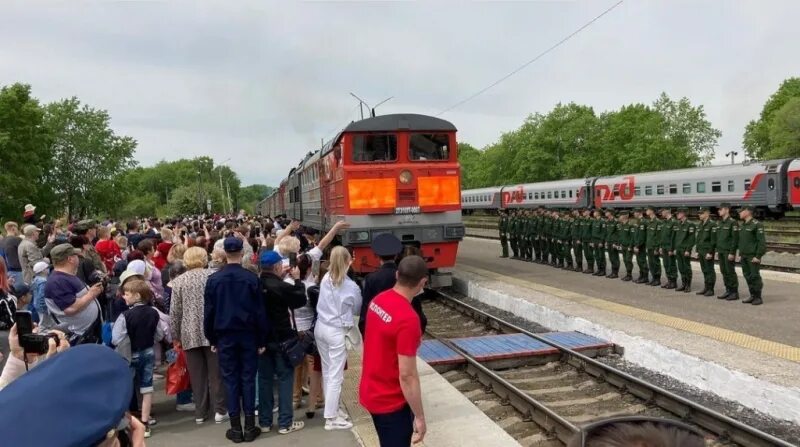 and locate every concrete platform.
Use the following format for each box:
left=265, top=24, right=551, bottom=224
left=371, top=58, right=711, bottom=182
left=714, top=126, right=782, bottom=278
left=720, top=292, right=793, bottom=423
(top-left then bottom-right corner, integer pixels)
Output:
left=453, top=237, right=800, bottom=424
left=342, top=348, right=521, bottom=447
